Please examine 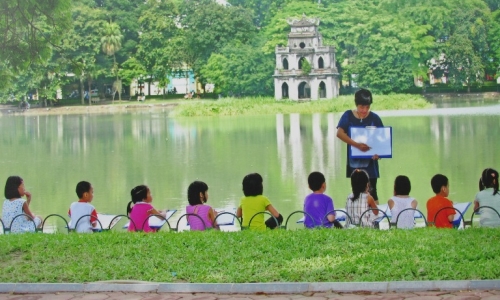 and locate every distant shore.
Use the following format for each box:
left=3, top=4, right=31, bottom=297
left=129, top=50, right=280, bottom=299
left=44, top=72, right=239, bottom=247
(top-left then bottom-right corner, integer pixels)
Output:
left=5, top=92, right=496, bottom=117
left=0, top=95, right=430, bottom=117
left=423, top=91, right=500, bottom=100
left=0, top=101, right=179, bottom=116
